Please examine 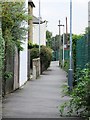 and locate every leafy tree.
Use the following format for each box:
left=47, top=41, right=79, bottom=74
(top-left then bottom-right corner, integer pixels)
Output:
left=1, top=2, right=28, bottom=96
left=51, top=35, right=60, bottom=51
left=2, top=2, right=28, bottom=51
left=85, top=27, right=90, bottom=34
left=46, top=30, right=52, bottom=48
